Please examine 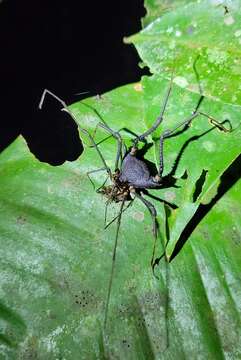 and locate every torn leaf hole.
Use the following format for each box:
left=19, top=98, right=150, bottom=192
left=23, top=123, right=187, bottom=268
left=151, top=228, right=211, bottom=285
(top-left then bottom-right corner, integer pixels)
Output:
left=181, top=170, right=188, bottom=179
left=193, top=169, right=208, bottom=202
